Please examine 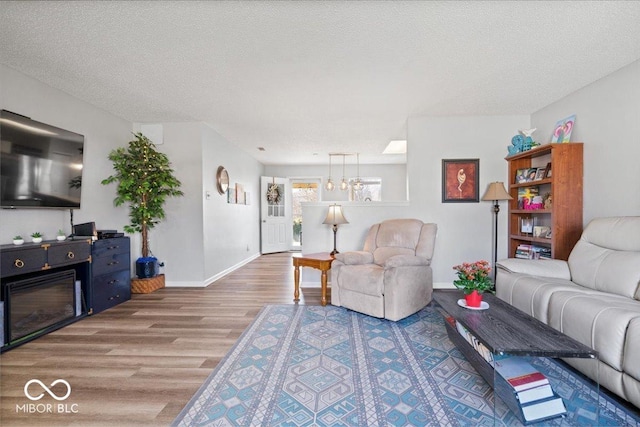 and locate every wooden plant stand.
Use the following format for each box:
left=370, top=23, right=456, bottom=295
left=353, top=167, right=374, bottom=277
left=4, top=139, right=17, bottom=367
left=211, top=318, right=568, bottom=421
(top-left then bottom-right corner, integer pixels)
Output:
left=131, top=274, right=165, bottom=294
